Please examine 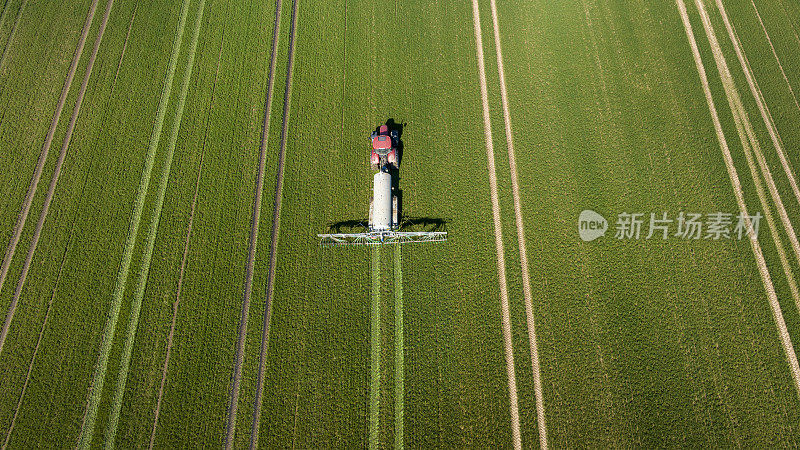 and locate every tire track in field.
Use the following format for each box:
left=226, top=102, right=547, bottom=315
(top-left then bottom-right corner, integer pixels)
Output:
left=1, top=290, right=51, bottom=450
left=487, top=1, right=547, bottom=447
left=150, top=5, right=222, bottom=447
left=3, top=4, right=135, bottom=445
left=104, top=1, right=206, bottom=446
left=0, top=0, right=114, bottom=358
left=777, top=0, right=800, bottom=50
left=716, top=0, right=800, bottom=213
left=228, top=0, right=298, bottom=445
left=77, top=0, right=193, bottom=445
left=469, top=1, right=521, bottom=447
left=701, top=0, right=800, bottom=311
left=0, top=0, right=14, bottom=43
left=747, top=0, right=800, bottom=113
left=393, top=244, right=404, bottom=450
left=227, top=0, right=294, bottom=447
left=369, top=245, right=381, bottom=450
left=0, top=0, right=27, bottom=72
left=676, top=0, right=800, bottom=398
left=0, top=0, right=98, bottom=347
left=243, top=0, right=283, bottom=447
left=697, top=0, right=800, bottom=271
